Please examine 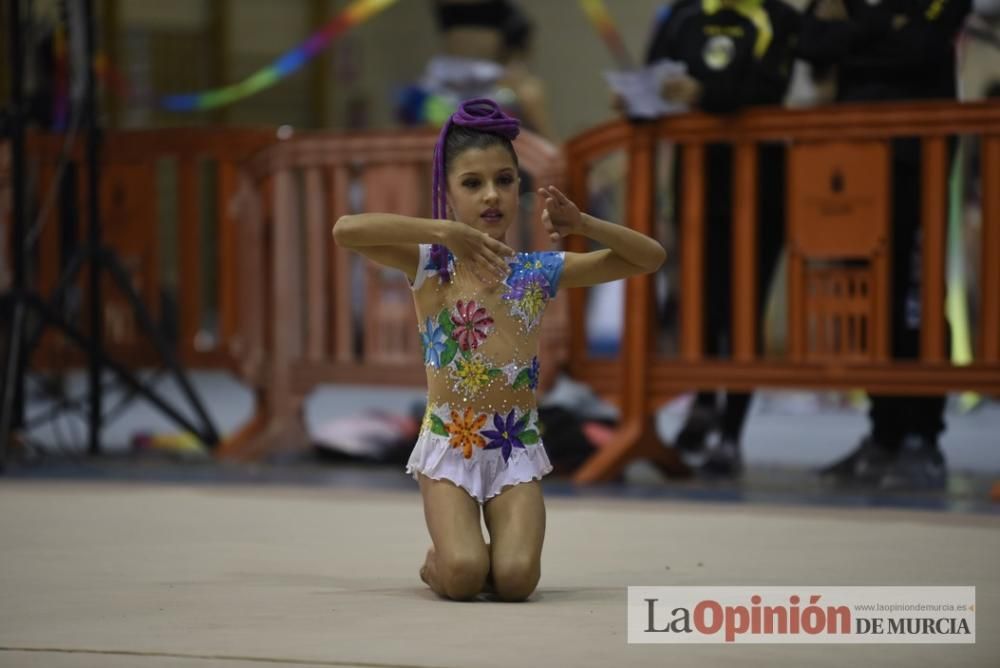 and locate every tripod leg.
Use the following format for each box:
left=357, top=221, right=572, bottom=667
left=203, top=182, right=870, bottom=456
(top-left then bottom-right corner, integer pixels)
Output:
left=81, top=0, right=102, bottom=456
left=21, top=250, right=87, bottom=360
left=101, top=250, right=220, bottom=446
left=0, top=299, right=27, bottom=471
left=87, top=257, right=102, bottom=456
left=27, top=294, right=211, bottom=441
